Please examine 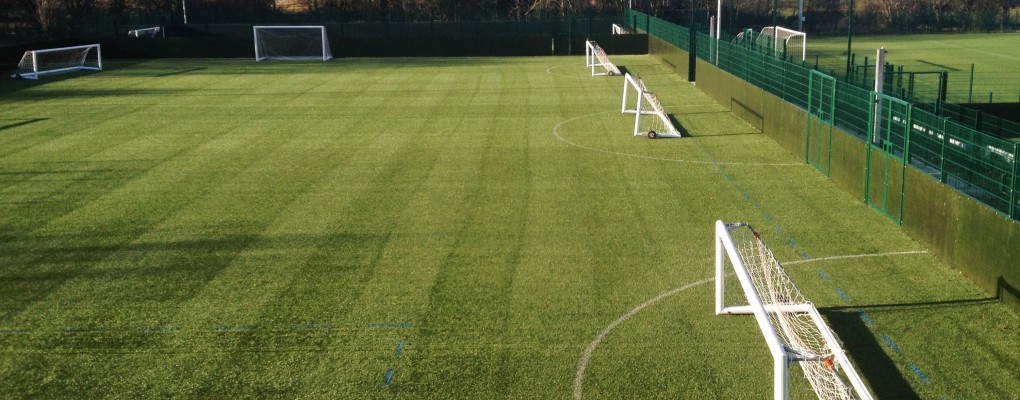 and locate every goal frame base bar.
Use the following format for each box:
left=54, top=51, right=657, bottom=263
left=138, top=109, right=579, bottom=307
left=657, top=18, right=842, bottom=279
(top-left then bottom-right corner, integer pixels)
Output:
left=714, top=220, right=874, bottom=400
